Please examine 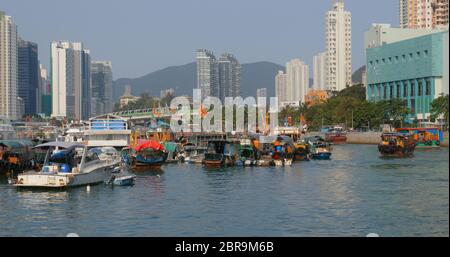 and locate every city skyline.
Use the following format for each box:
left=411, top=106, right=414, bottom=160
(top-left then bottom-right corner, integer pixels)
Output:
left=1, top=0, right=398, bottom=79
